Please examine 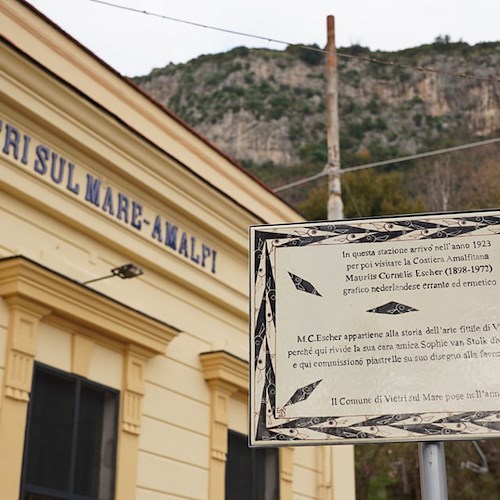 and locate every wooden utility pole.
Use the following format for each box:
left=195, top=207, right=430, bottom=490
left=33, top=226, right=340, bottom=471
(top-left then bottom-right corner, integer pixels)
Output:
left=325, top=15, right=343, bottom=220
